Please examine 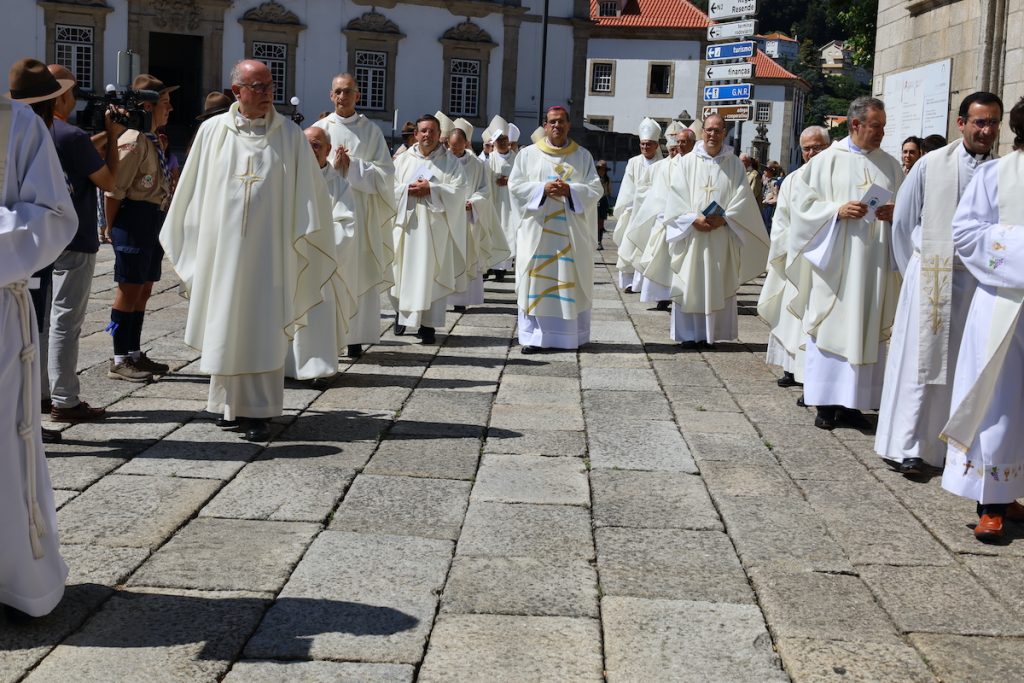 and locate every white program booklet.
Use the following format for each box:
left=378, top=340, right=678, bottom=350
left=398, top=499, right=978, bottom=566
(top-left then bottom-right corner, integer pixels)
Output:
left=860, top=183, right=893, bottom=221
